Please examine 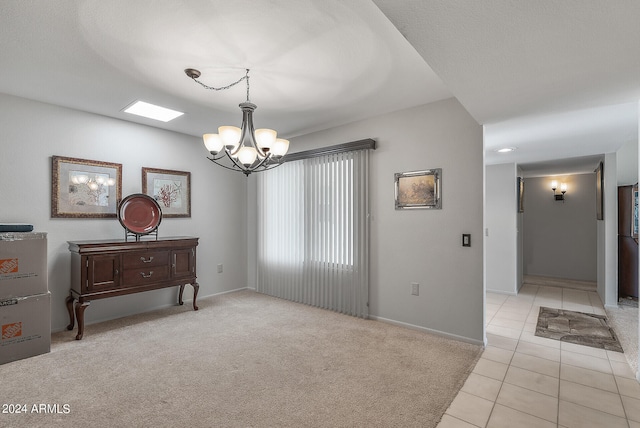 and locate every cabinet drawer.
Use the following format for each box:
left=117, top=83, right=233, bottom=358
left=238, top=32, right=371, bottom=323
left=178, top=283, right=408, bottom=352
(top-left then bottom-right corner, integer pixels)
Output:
left=123, top=266, right=170, bottom=286
left=123, top=251, right=169, bottom=269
